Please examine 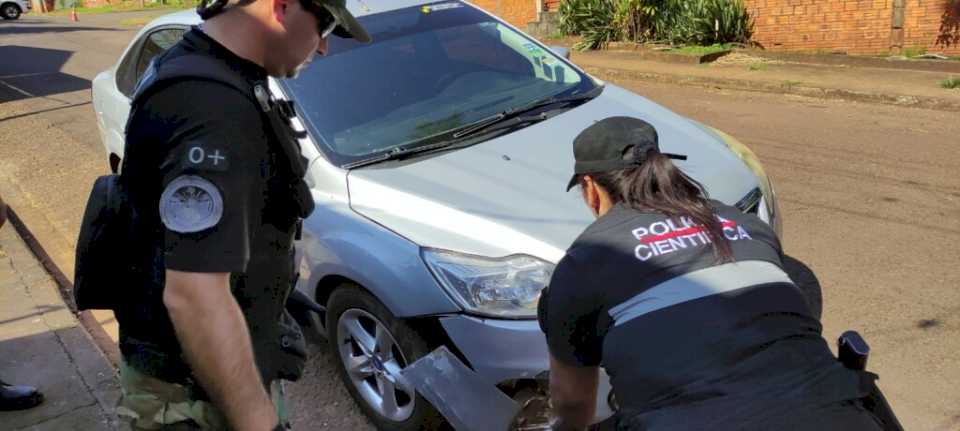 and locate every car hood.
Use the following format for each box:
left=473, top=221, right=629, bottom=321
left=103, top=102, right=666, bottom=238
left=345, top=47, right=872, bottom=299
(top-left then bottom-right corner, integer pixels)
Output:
left=347, top=84, right=758, bottom=262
